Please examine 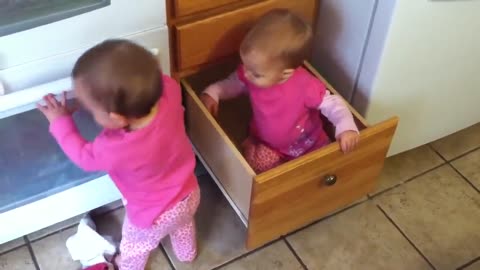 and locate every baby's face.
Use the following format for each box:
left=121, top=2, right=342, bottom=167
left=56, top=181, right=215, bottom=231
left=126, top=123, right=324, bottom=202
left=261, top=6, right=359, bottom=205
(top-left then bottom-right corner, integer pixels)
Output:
left=74, top=79, right=126, bottom=130
left=240, top=50, right=286, bottom=88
